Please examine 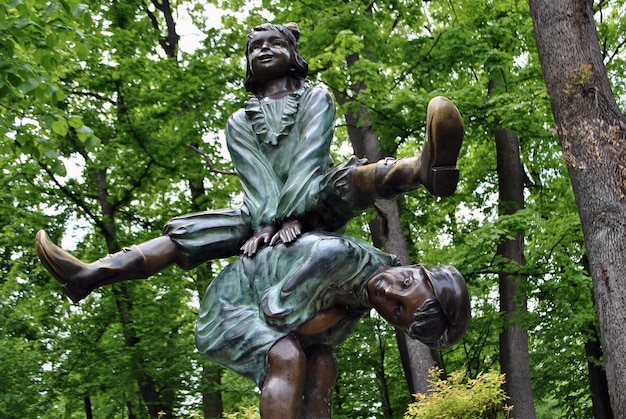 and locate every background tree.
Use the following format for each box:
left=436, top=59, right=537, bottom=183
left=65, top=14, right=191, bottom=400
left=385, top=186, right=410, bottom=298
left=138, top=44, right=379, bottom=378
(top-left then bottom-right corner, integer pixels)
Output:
left=529, top=0, right=626, bottom=413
